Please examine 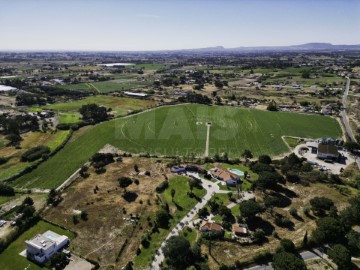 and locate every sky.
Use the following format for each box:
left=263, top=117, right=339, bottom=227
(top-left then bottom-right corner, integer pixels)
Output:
left=0, top=0, right=359, bottom=51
